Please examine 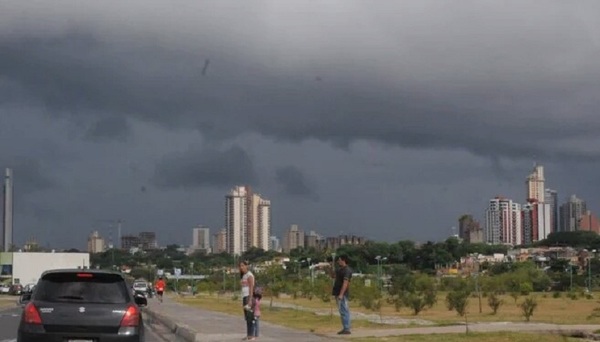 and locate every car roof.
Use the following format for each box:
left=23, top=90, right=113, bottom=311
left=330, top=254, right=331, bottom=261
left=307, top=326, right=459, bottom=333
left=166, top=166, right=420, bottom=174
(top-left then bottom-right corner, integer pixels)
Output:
left=40, top=268, right=124, bottom=278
